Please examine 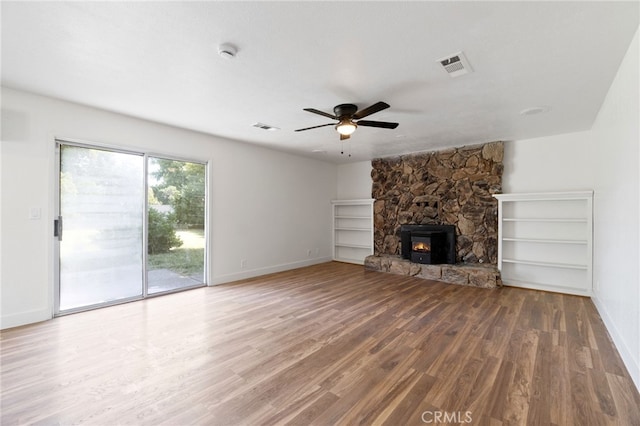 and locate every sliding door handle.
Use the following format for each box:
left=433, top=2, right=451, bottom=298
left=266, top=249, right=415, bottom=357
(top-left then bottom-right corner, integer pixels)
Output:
left=54, top=216, right=63, bottom=241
